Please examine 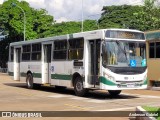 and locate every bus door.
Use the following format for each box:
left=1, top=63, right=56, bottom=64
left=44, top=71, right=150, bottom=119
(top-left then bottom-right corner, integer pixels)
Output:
left=14, top=47, right=21, bottom=81
left=43, top=44, right=52, bottom=84
left=89, top=40, right=100, bottom=87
